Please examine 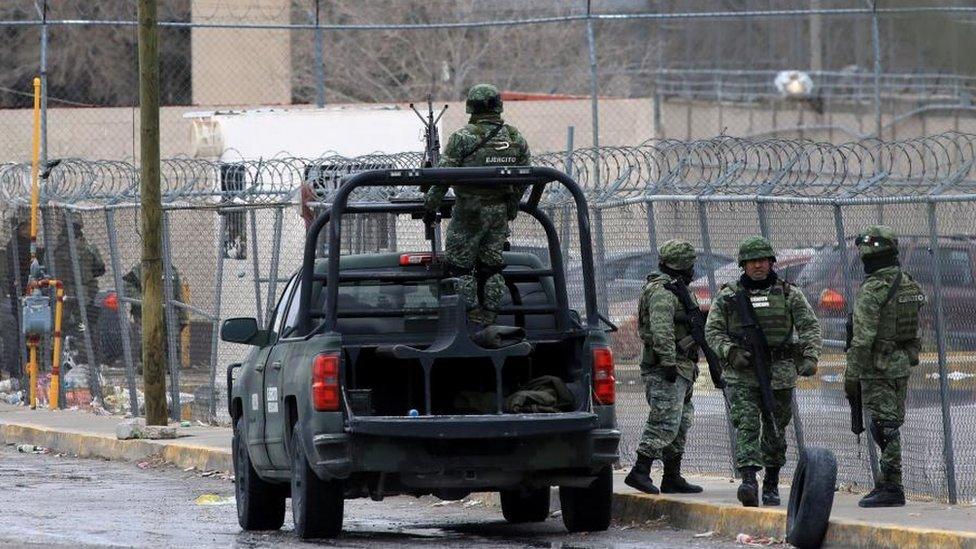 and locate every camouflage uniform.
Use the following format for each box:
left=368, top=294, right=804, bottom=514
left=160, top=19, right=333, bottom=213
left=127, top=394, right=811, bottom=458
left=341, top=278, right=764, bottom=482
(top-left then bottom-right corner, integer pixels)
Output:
left=846, top=225, right=923, bottom=508
left=425, top=84, right=531, bottom=325
left=624, top=240, right=703, bottom=495
left=52, top=220, right=106, bottom=338
left=705, top=236, right=821, bottom=506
